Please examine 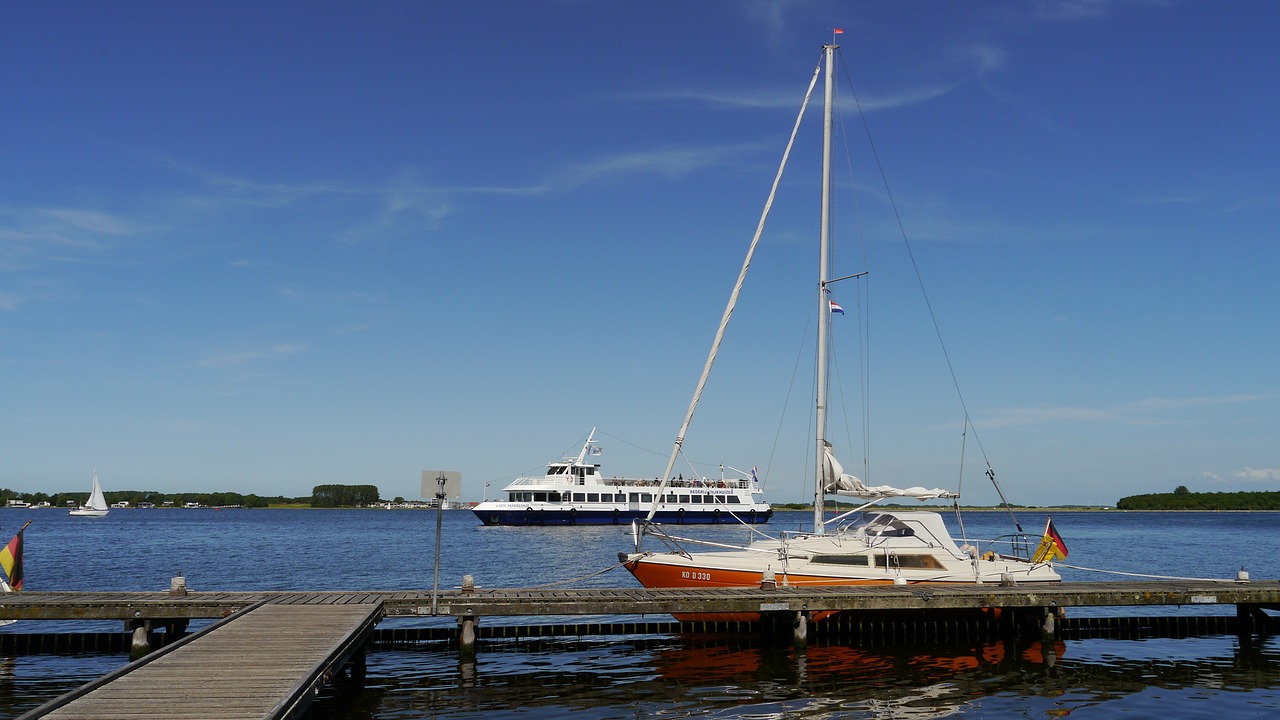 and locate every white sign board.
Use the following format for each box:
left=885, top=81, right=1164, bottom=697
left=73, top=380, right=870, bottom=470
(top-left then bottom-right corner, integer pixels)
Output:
left=421, top=470, right=462, bottom=500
